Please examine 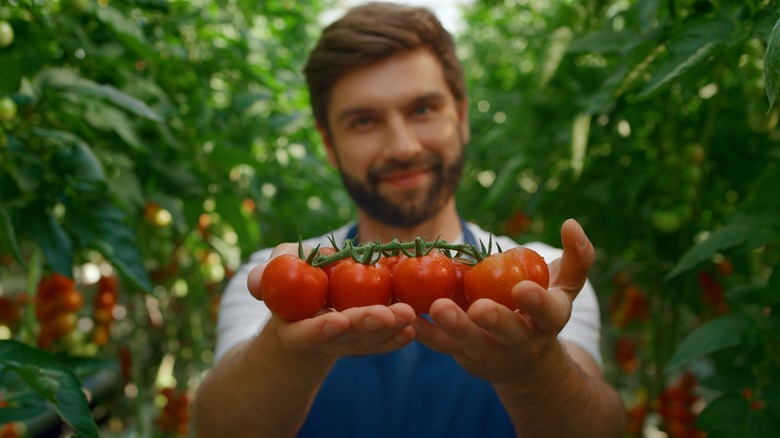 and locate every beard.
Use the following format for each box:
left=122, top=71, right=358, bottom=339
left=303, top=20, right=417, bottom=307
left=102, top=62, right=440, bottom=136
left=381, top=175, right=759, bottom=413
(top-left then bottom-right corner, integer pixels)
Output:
left=335, top=143, right=465, bottom=228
